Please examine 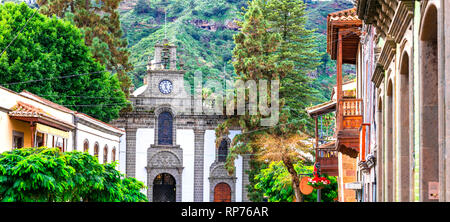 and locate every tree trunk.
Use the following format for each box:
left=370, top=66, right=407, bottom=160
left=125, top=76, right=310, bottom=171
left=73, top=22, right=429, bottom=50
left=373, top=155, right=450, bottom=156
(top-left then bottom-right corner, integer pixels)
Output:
left=282, top=156, right=302, bottom=202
